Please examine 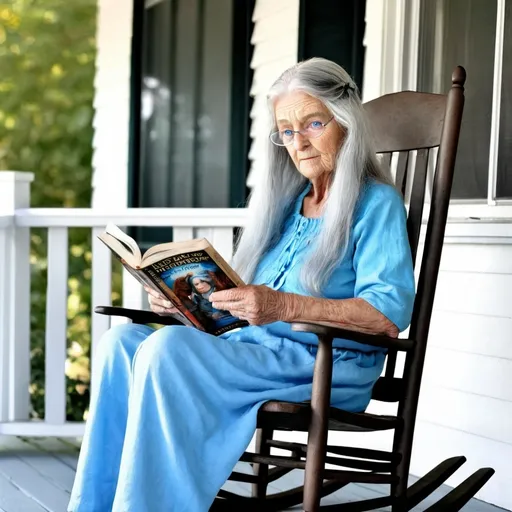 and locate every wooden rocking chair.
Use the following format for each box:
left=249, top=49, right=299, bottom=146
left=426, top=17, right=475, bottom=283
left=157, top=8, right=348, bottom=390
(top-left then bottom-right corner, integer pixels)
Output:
left=96, top=65, right=495, bottom=511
